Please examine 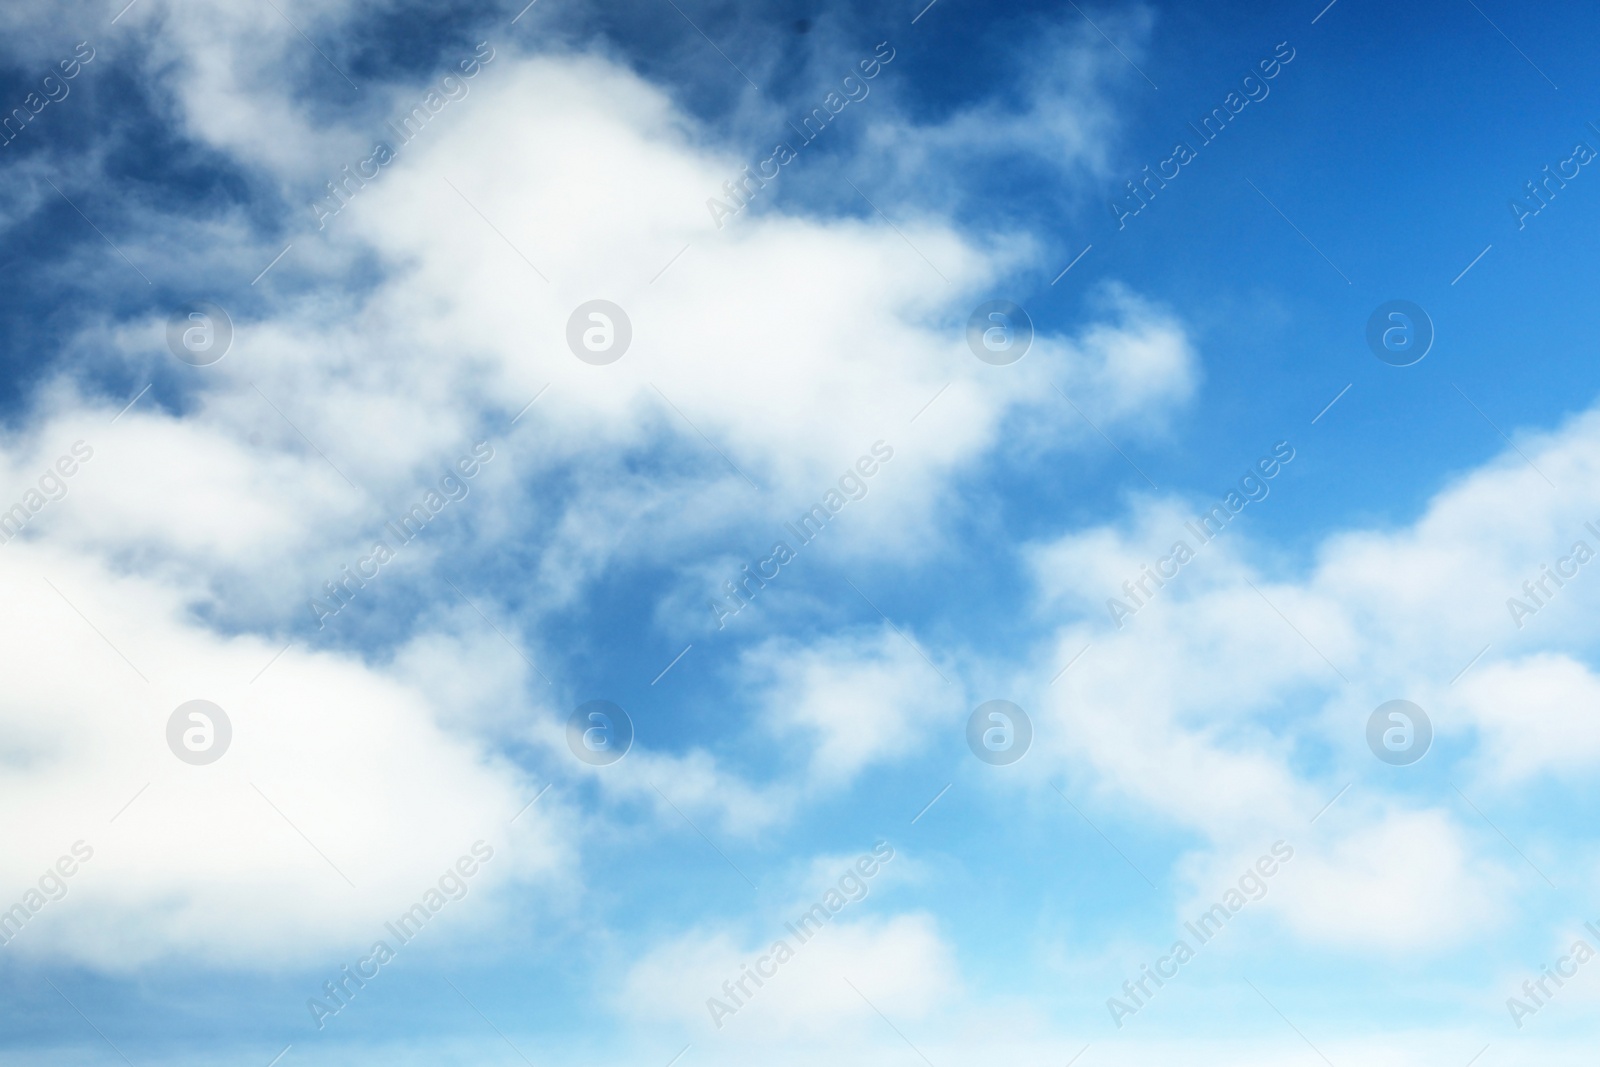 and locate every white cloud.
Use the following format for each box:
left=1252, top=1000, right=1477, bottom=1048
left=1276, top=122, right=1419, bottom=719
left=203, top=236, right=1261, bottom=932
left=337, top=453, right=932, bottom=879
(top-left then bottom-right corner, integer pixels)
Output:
left=1024, top=407, right=1600, bottom=954
left=621, top=912, right=957, bottom=1040
left=0, top=540, right=561, bottom=970
left=0, top=4, right=1201, bottom=974
left=5, top=41, right=1201, bottom=628
left=1268, top=807, right=1510, bottom=951
left=1456, top=654, right=1600, bottom=783
left=744, top=626, right=963, bottom=785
